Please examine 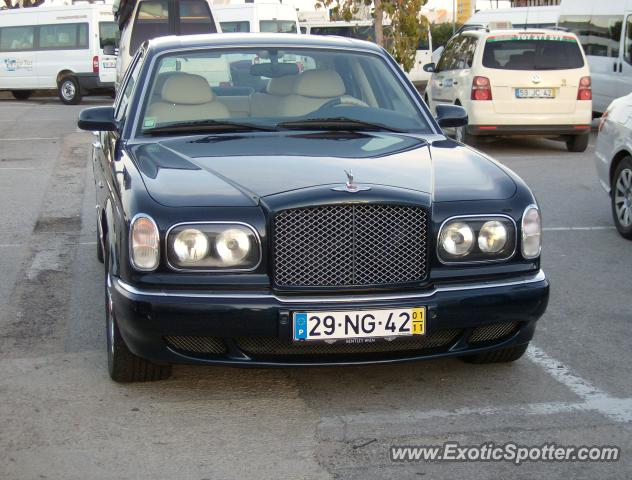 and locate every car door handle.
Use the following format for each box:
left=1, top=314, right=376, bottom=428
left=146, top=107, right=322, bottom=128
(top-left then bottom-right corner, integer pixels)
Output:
left=97, top=181, right=104, bottom=189
left=453, top=81, right=459, bottom=85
